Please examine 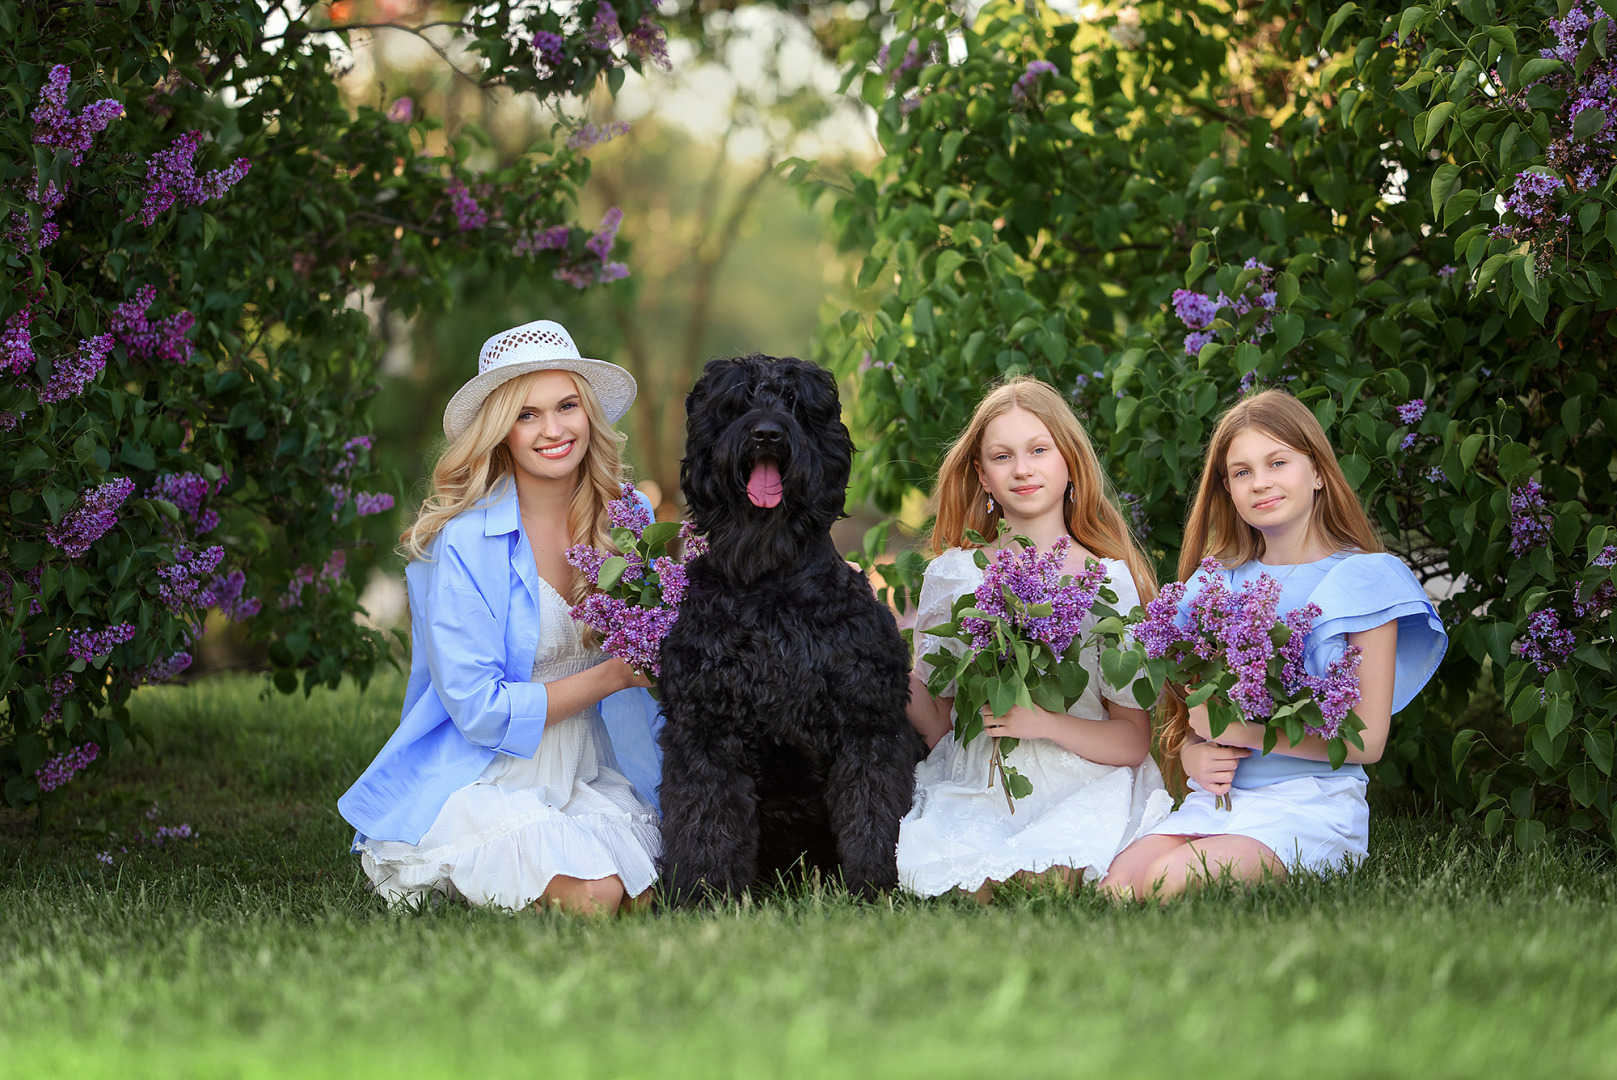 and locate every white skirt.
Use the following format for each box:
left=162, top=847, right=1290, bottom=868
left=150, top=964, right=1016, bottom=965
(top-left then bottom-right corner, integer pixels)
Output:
left=356, top=709, right=661, bottom=911
left=1142, top=774, right=1369, bottom=874
left=898, top=732, right=1174, bottom=896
